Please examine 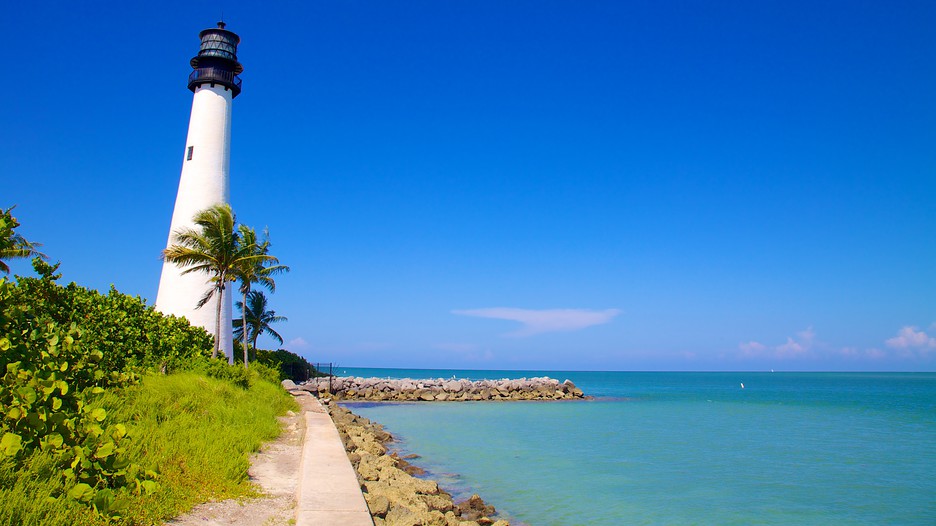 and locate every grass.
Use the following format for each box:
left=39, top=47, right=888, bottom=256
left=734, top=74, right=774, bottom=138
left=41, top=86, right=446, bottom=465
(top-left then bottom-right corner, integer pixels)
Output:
left=0, top=372, right=298, bottom=525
